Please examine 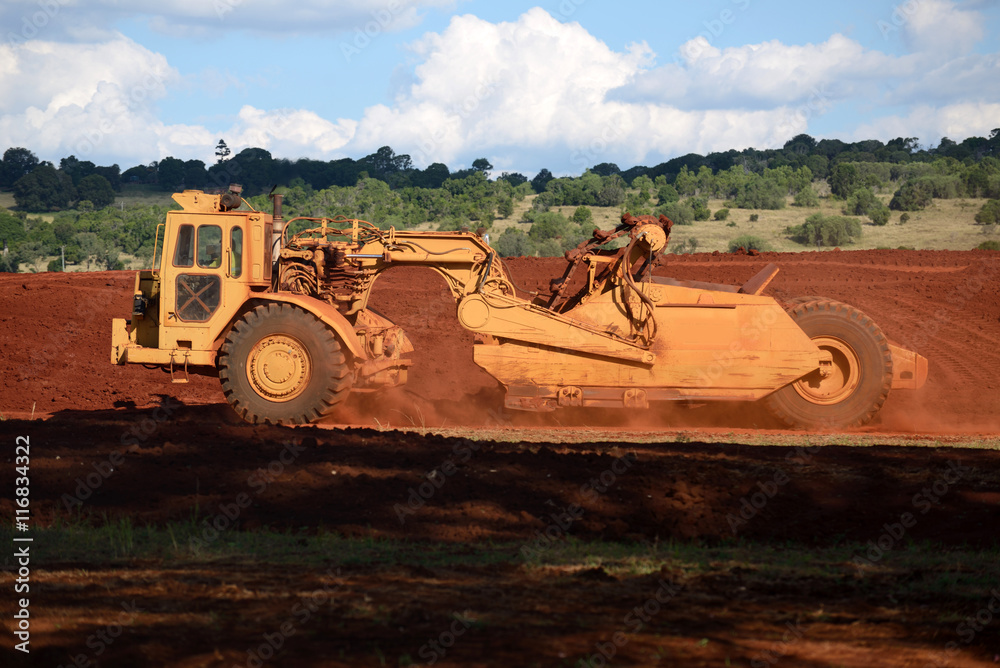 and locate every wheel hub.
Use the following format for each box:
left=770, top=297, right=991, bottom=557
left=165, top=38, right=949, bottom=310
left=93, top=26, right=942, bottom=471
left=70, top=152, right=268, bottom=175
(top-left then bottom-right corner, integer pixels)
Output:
left=793, top=336, right=861, bottom=405
left=247, top=335, right=311, bottom=402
